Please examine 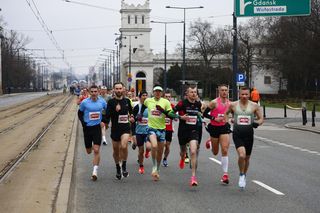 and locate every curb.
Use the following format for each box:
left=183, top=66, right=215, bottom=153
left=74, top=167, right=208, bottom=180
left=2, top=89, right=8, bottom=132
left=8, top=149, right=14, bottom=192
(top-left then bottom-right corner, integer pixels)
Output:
left=284, top=124, right=320, bottom=134
left=54, top=113, right=78, bottom=213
